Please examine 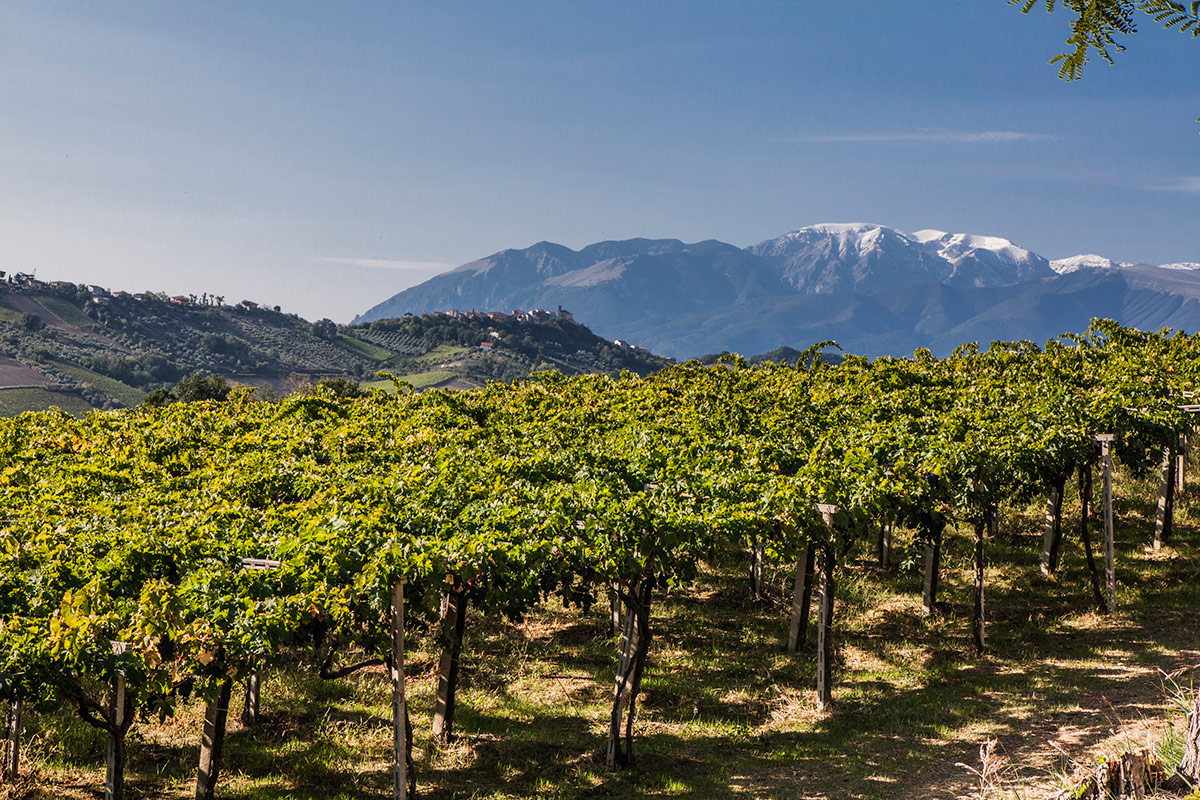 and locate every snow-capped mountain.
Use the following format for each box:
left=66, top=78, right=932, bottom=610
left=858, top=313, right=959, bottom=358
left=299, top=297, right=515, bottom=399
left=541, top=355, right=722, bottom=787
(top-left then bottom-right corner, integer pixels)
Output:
left=911, top=229, right=1053, bottom=286
left=354, top=223, right=1198, bottom=359
left=747, top=223, right=1054, bottom=293
left=1049, top=254, right=1132, bottom=274
left=747, top=223, right=944, bottom=294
